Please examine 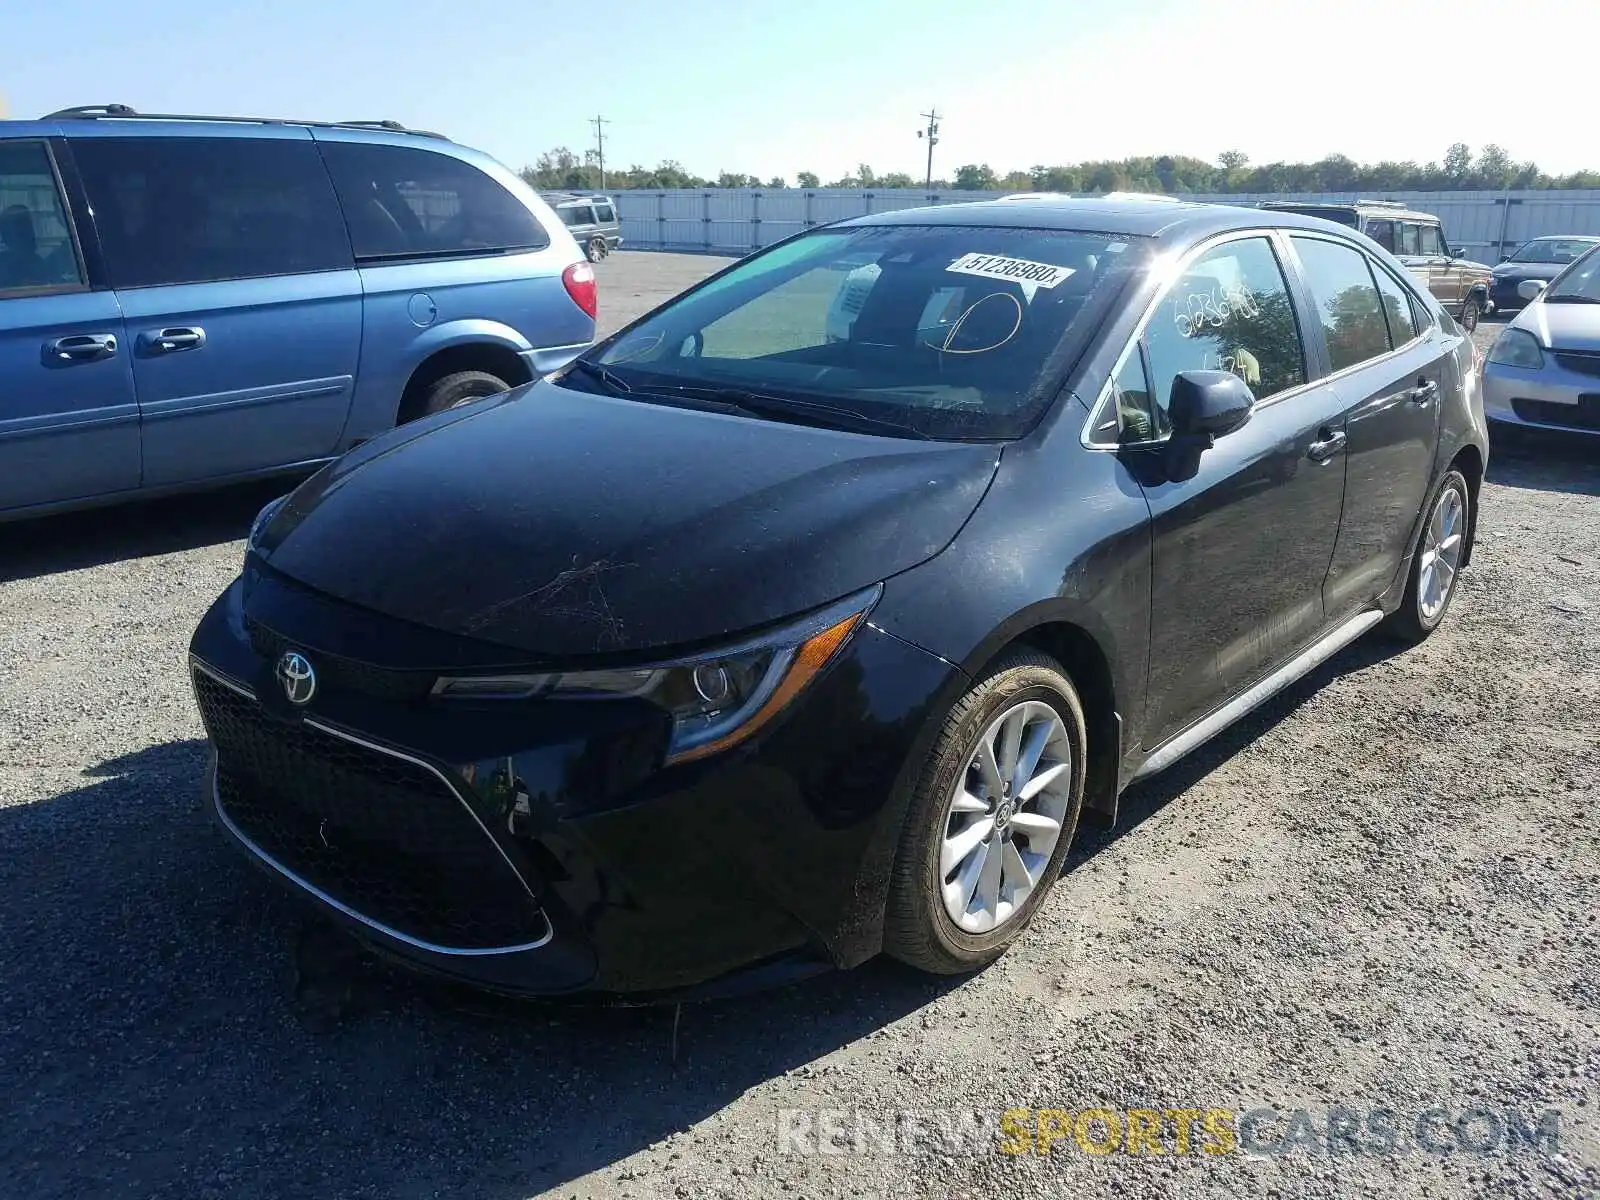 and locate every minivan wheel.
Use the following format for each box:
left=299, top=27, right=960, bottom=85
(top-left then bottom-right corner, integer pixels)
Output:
left=586, top=237, right=607, bottom=263
left=884, top=649, right=1086, bottom=975
left=1383, top=468, right=1470, bottom=643
left=1459, top=294, right=1481, bottom=333
left=417, top=370, right=511, bottom=419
